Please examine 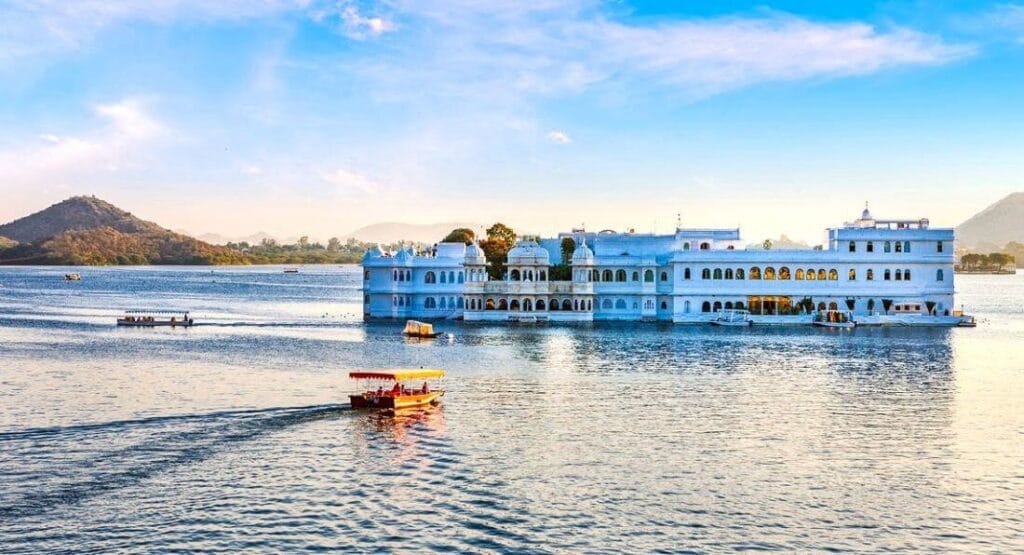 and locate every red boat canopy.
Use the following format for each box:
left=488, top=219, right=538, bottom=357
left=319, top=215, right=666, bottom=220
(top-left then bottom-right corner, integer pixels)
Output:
left=349, top=369, right=445, bottom=381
